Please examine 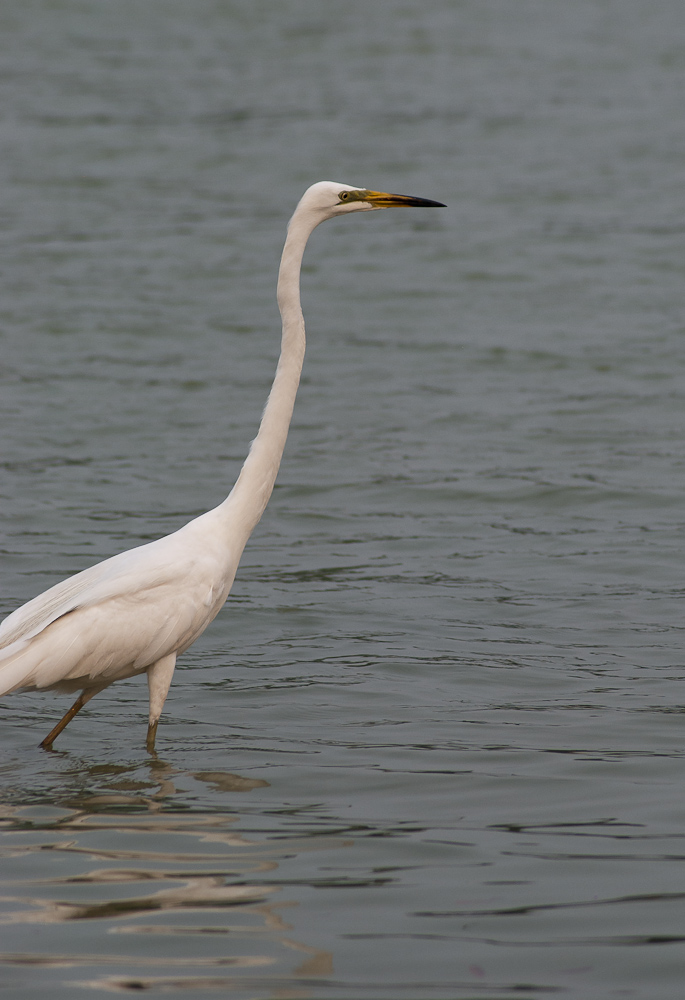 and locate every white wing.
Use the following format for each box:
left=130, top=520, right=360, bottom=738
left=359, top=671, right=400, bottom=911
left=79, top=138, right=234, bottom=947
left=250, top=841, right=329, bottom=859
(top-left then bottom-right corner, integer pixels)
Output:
left=0, top=511, right=237, bottom=695
left=0, top=540, right=169, bottom=650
